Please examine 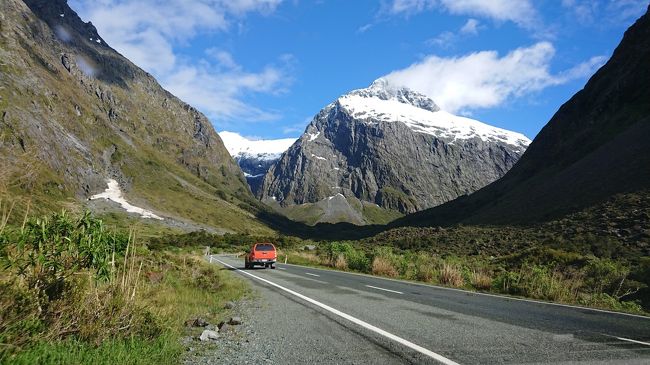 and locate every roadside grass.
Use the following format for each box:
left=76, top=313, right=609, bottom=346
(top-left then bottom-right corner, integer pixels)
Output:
left=277, top=243, right=647, bottom=316
left=7, top=334, right=181, bottom=365
left=0, top=208, right=249, bottom=364
left=147, top=228, right=649, bottom=316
